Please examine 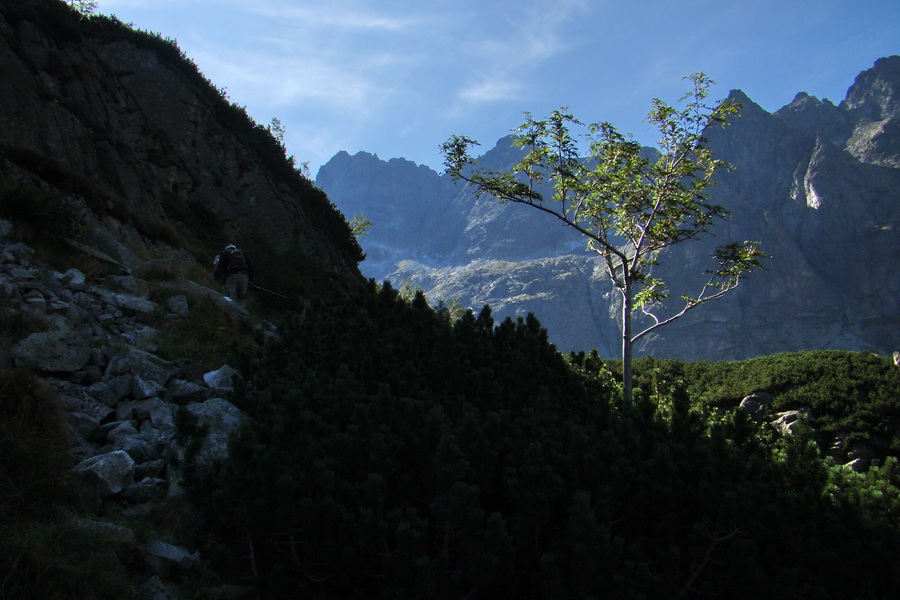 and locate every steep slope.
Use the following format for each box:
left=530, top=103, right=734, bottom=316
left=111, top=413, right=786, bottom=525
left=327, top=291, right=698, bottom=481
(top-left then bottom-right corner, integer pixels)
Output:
left=0, top=1, right=363, bottom=297
left=318, top=57, right=900, bottom=360
left=0, top=2, right=366, bottom=595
